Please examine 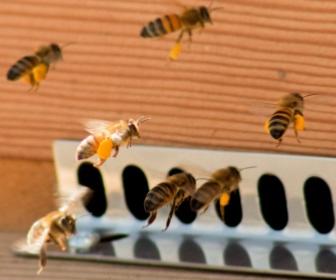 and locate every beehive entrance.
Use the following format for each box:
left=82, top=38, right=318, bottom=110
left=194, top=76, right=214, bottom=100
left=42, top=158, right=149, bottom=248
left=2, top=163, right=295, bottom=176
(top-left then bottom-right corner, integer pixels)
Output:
left=13, top=141, right=336, bottom=279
